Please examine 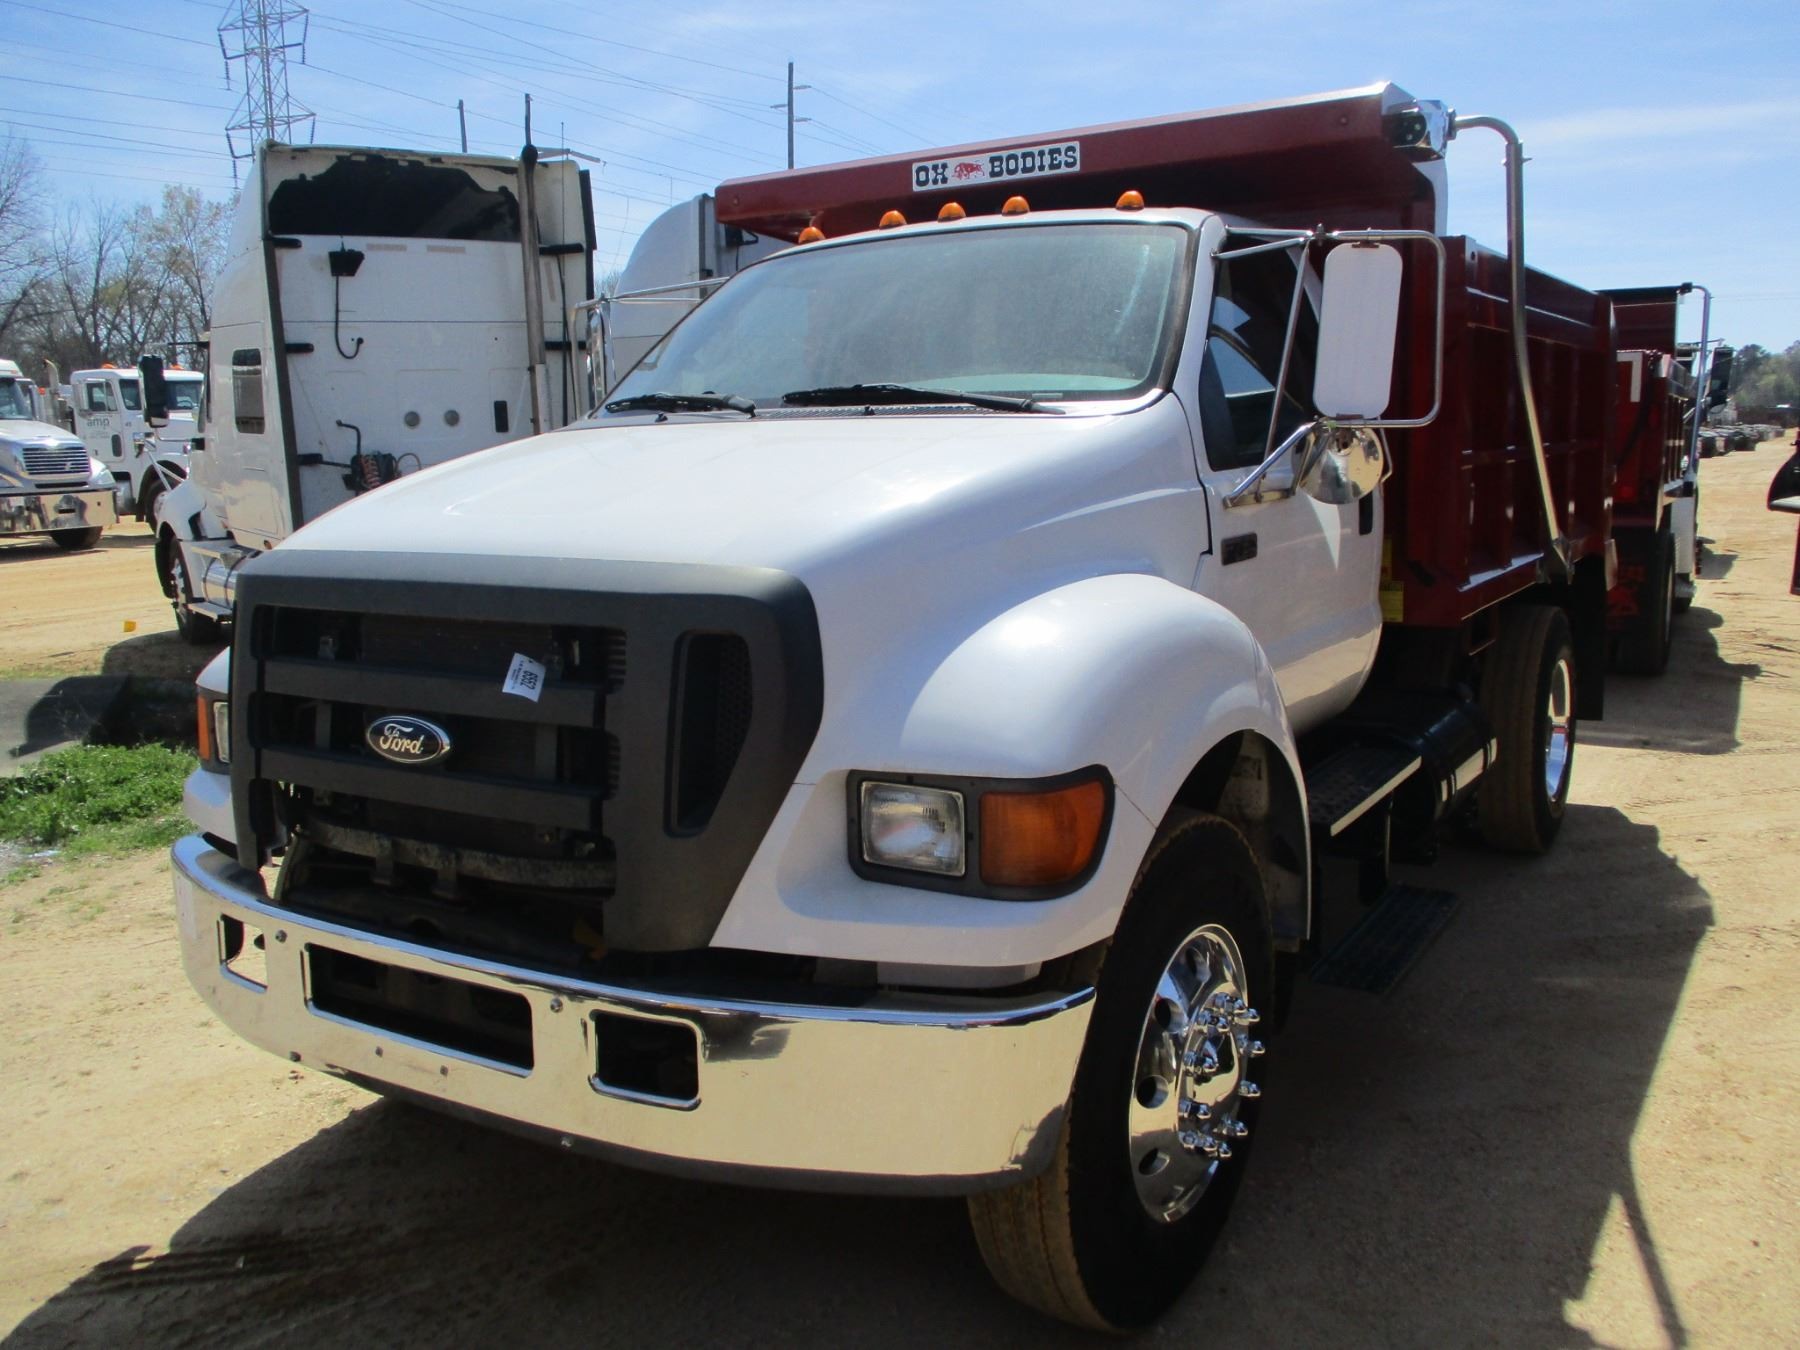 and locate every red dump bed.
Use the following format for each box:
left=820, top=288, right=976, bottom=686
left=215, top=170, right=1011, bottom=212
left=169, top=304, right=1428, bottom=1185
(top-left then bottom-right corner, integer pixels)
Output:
left=714, top=84, right=1618, bottom=633
left=1604, top=285, right=1695, bottom=531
